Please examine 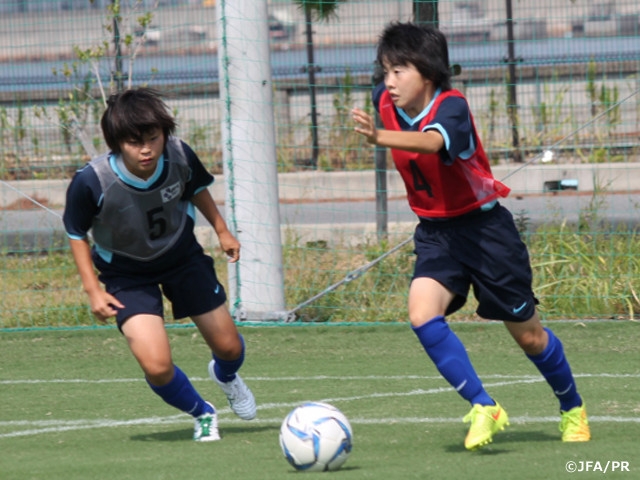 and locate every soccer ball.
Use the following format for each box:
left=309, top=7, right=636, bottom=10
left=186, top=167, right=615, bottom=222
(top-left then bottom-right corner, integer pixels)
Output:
left=279, top=402, right=353, bottom=472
